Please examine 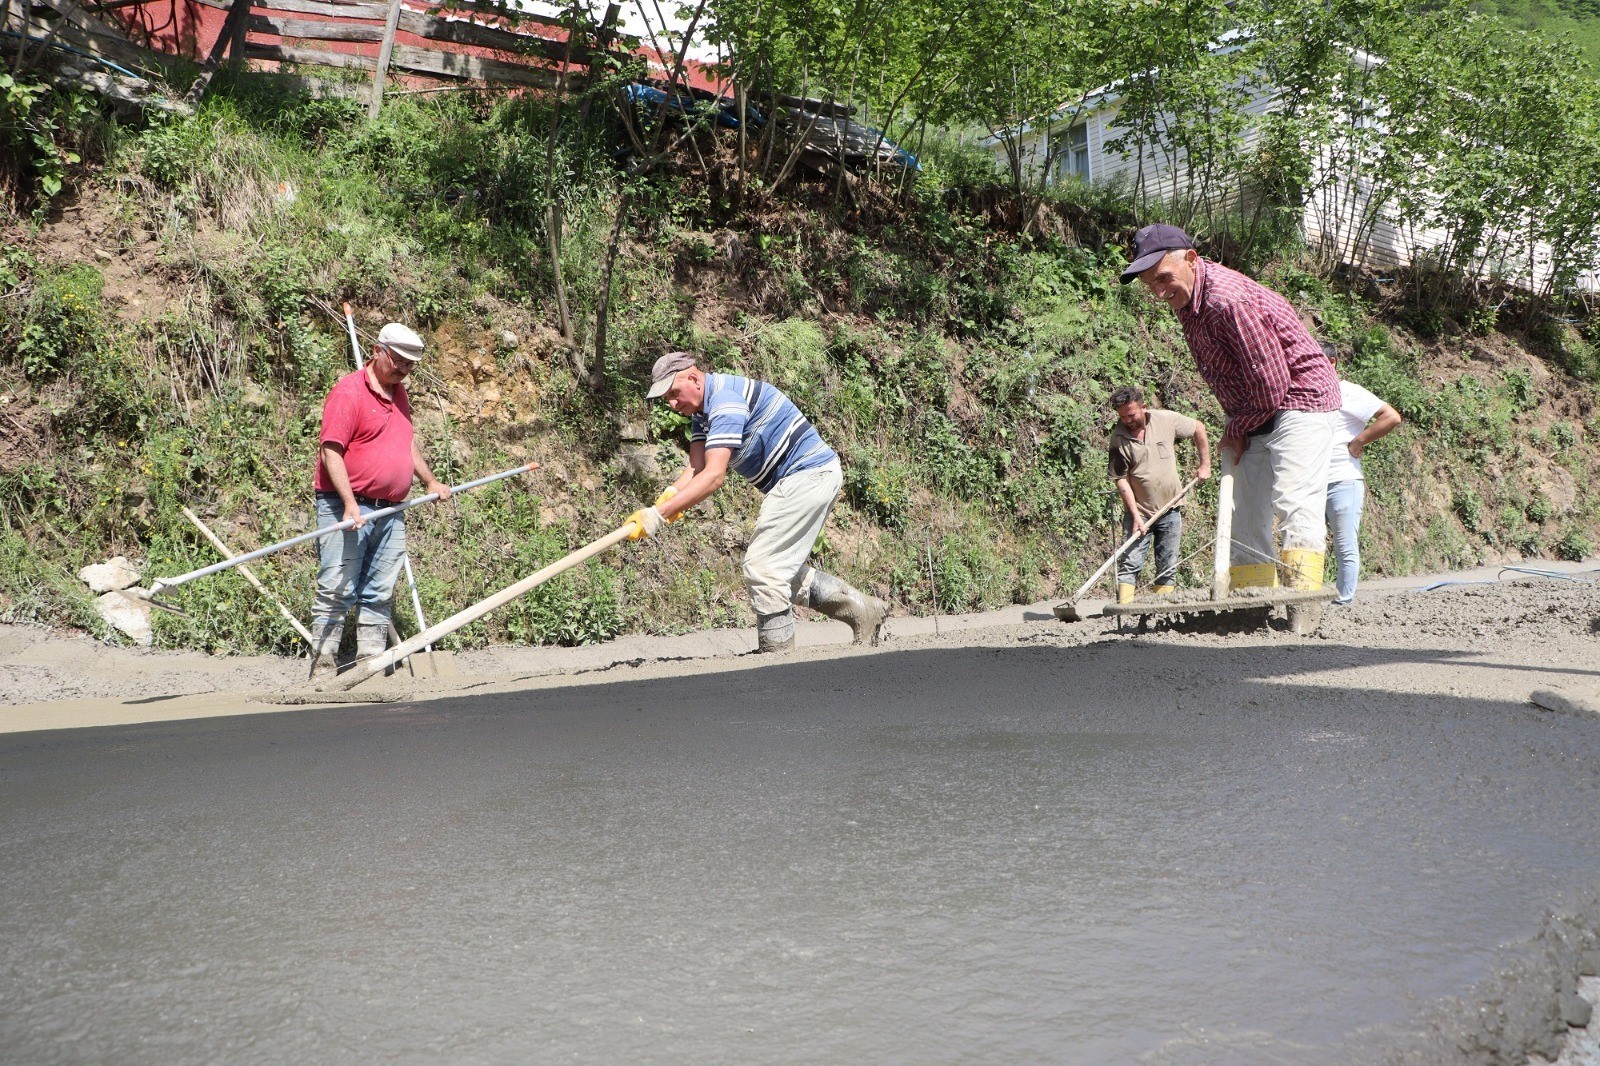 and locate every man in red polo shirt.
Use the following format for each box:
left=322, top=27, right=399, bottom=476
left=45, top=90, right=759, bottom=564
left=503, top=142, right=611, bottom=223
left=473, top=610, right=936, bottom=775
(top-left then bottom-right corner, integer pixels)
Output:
left=1121, top=224, right=1339, bottom=593
left=309, top=322, right=451, bottom=679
